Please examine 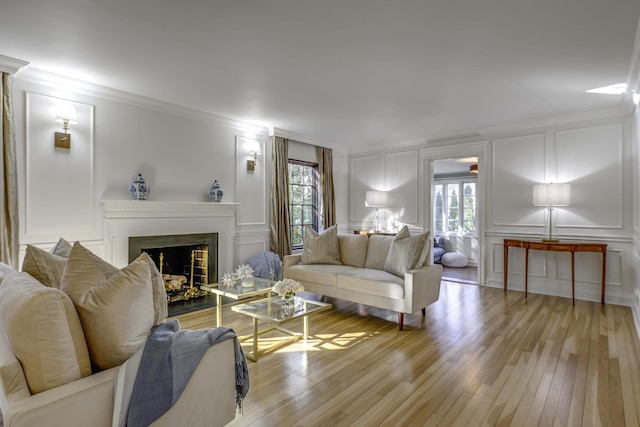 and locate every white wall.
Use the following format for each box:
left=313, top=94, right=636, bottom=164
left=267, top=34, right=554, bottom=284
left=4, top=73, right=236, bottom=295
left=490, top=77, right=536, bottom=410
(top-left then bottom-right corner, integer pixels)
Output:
left=632, top=107, right=640, bottom=328
left=11, top=71, right=348, bottom=270
left=350, top=113, right=636, bottom=306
